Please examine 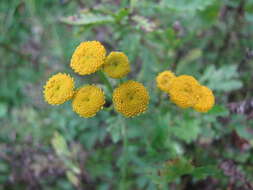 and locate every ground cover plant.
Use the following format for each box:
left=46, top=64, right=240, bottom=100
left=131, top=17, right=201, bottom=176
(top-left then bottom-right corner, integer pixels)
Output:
left=1, top=0, right=253, bottom=189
